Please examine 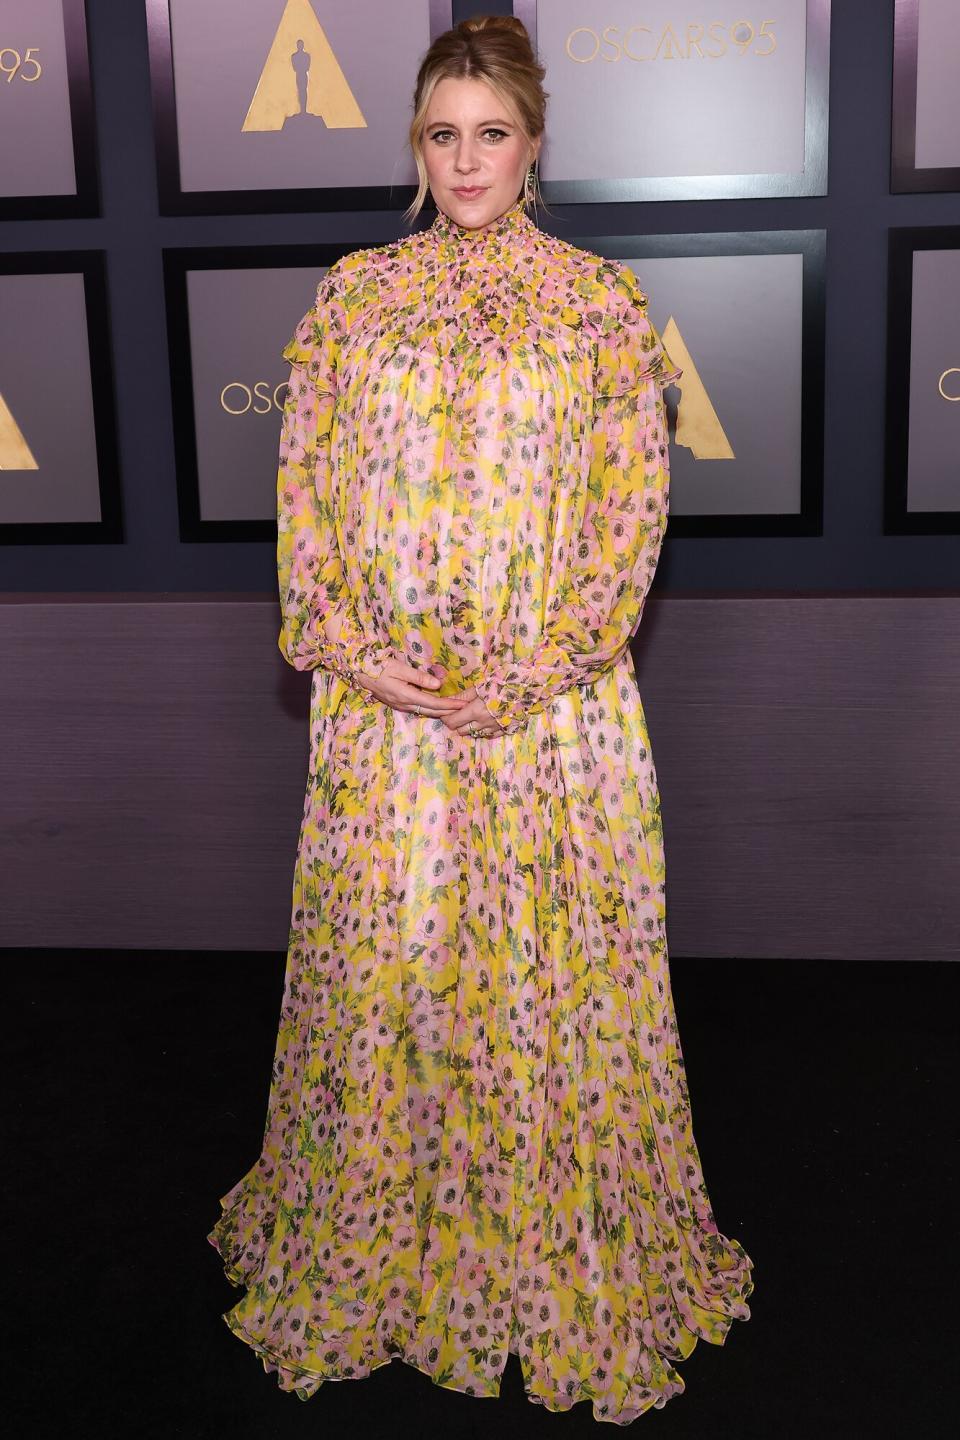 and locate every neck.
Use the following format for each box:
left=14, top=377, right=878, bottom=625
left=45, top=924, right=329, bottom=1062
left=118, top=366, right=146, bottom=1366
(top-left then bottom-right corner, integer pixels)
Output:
left=428, top=193, right=531, bottom=251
